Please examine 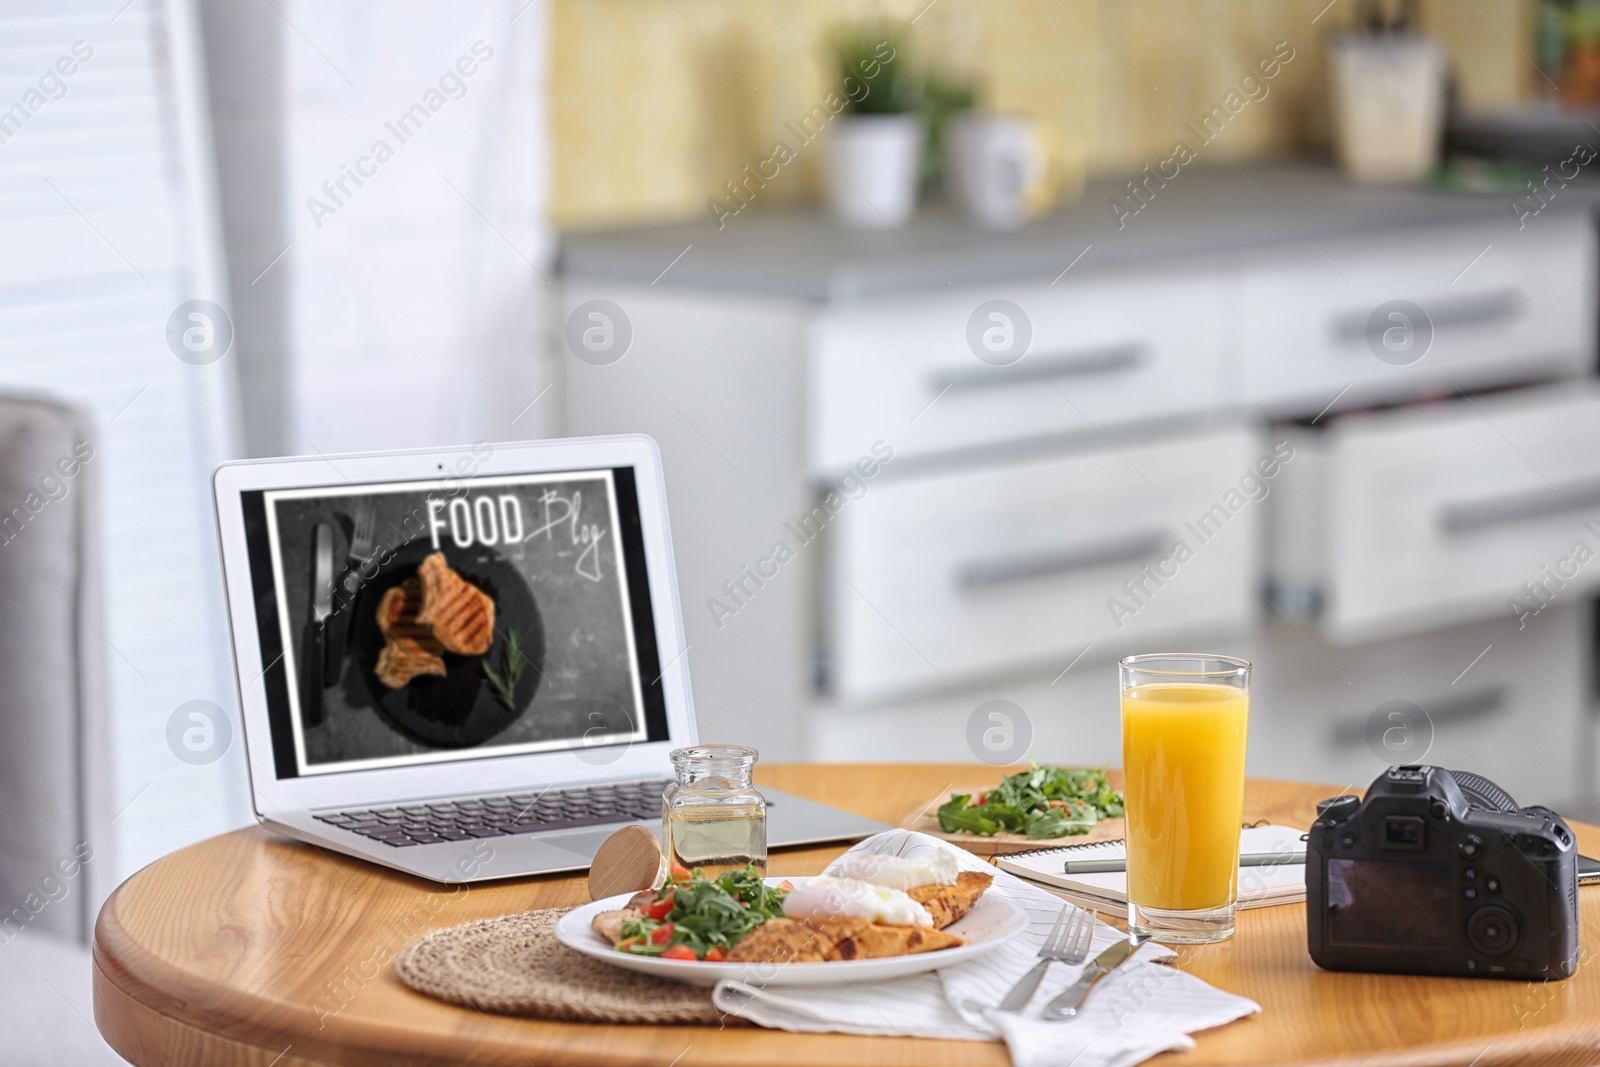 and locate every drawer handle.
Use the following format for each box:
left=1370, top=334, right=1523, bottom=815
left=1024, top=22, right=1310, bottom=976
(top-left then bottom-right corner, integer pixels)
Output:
left=1329, top=686, right=1507, bottom=748
left=932, top=343, right=1145, bottom=393
left=1441, top=477, right=1600, bottom=535
left=954, top=529, right=1169, bottom=591
left=1330, top=288, right=1523, bottom=344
